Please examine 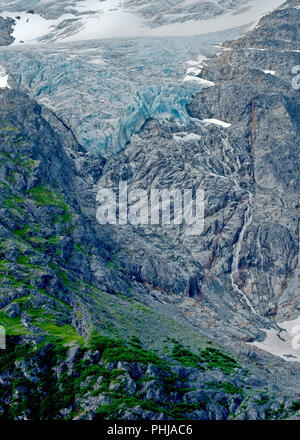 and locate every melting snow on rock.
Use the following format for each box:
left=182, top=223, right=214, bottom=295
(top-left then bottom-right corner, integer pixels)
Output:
left=249, top=315, right=300, bottom=363
left=0, top=65, right=10, bottom=88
